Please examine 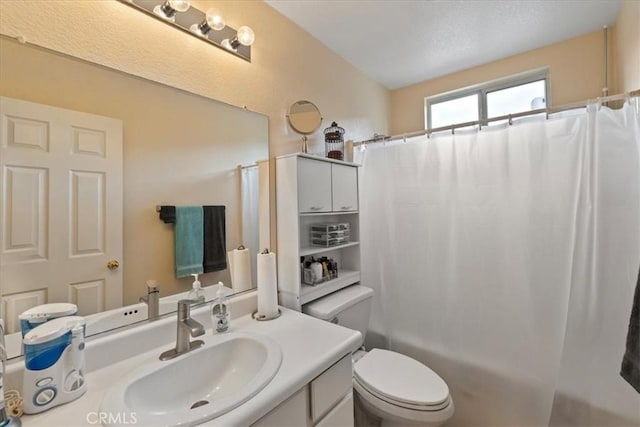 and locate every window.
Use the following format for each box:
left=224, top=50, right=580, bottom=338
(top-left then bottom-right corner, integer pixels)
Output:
left=430, top=93, right=479, bottom=129
left=425, top=69, right=549, bottom=130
